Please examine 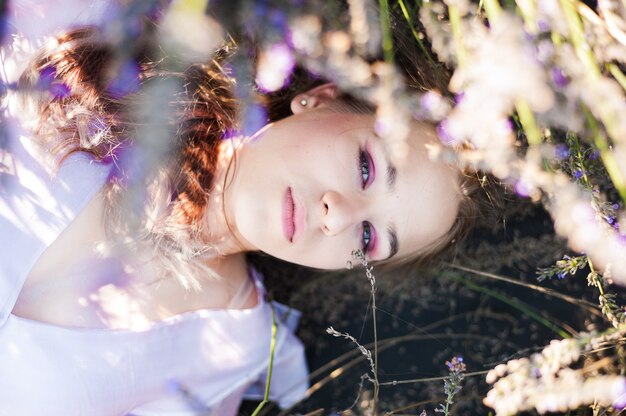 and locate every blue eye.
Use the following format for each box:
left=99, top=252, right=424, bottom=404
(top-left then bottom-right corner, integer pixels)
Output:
left=359, top=149, right=373, bottom=188
left=362, top=221, right=373, bottom=253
